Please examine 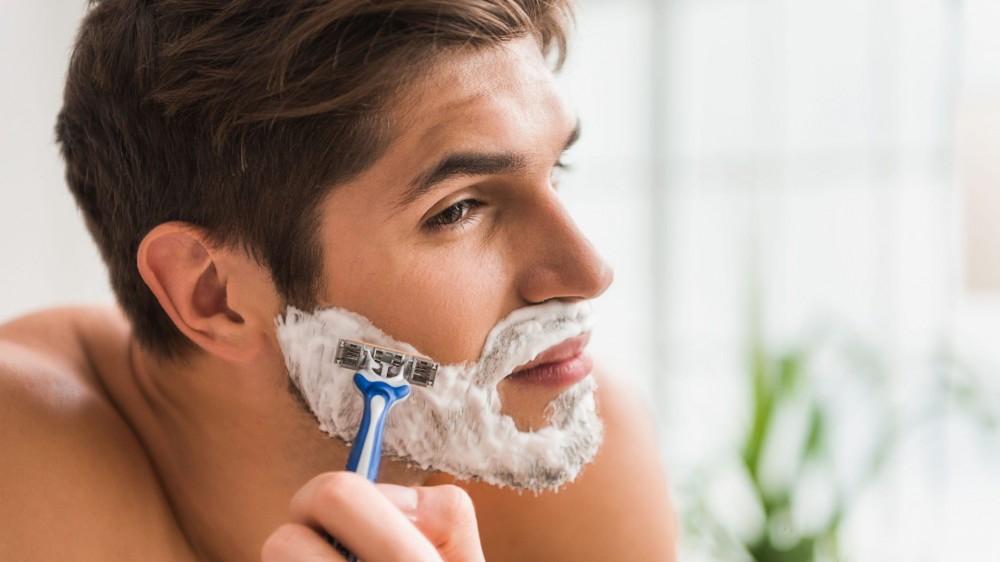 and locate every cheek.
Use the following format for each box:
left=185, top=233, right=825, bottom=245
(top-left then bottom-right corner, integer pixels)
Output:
left=322, top=240, right=514, bottom=364
left=404, top=269, right=500, bottom=361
